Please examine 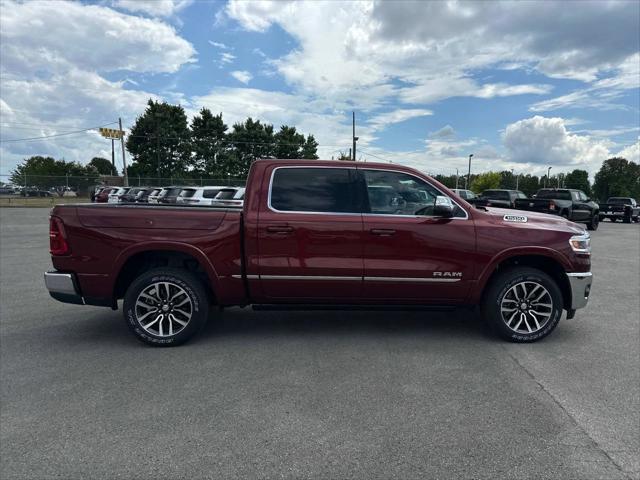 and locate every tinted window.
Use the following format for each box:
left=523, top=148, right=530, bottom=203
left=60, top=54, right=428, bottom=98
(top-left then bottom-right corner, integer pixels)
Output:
left=179, top=189, right=196, bottom=198
left=483, top=190, right=509, bottom=200
left=270, top=167, right=357, bottom=213
left=517, top=191, right=527, bottom=199
left=203, top=189, right=222, bottom=199
left=536, top=190, right=572, bottom=200
left=363, top=169, right=464, bottom=217
left=216, top=189, right=236, bottom=200
left=608, top=197, right=631, bottom=204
